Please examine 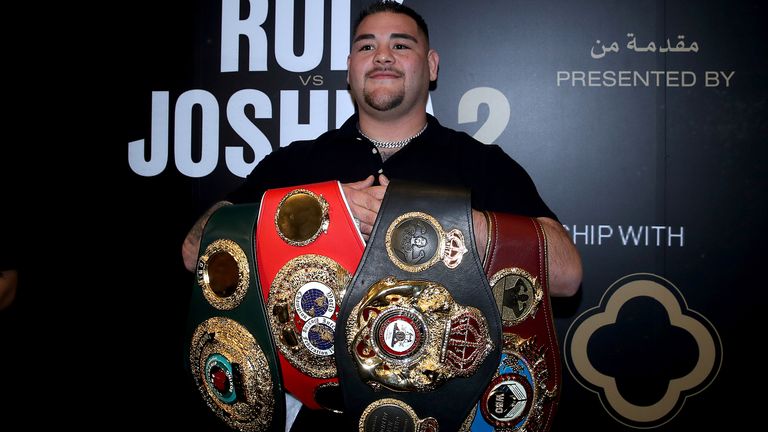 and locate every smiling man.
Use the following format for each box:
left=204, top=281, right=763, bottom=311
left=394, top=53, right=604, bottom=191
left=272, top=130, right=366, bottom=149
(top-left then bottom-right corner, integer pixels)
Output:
left=182, top=2, right=581, bottom=430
